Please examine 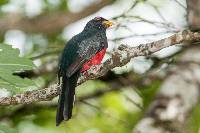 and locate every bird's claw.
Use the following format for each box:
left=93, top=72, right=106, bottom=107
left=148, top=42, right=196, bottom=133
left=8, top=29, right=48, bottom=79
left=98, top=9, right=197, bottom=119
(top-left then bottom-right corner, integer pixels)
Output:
left=91, top=66, right=99, bottom=75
